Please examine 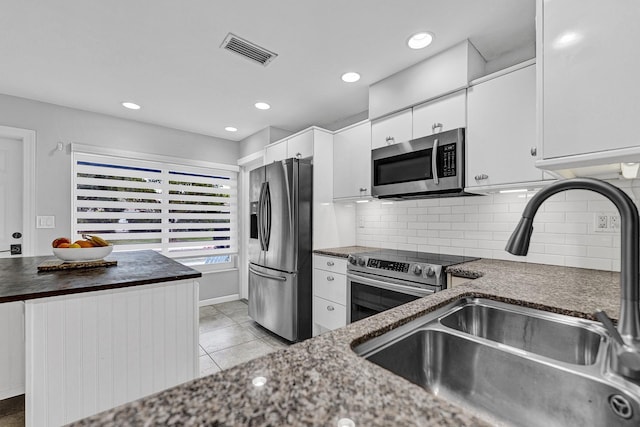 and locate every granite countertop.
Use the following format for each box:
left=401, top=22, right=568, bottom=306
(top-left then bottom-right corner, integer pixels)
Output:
left=313, top=246, right=379, bottom=258
left=0, top=250, right=201, bottom=303
left=72, top=258, right=621, bottom=426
